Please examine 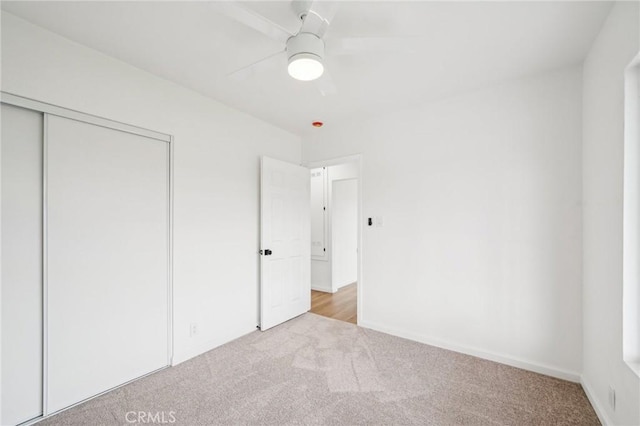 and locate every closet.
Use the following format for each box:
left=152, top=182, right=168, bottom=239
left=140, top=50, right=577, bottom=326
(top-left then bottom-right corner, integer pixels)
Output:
left=1, top=103, right=44, bottom=425
left=1, top=95, right=172, bottom=425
